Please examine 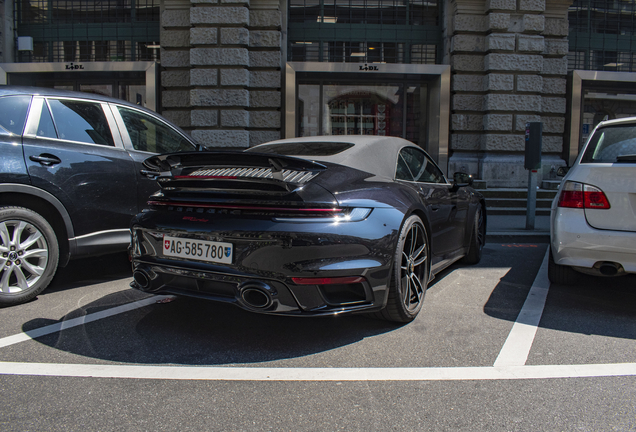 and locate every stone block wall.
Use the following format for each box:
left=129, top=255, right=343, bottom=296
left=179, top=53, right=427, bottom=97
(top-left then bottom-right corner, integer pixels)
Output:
left=160, top=0, right=282, bottom=148
left=0, top=0, right=5, bottom=62
left=448, top=0, right=571, bottom=187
